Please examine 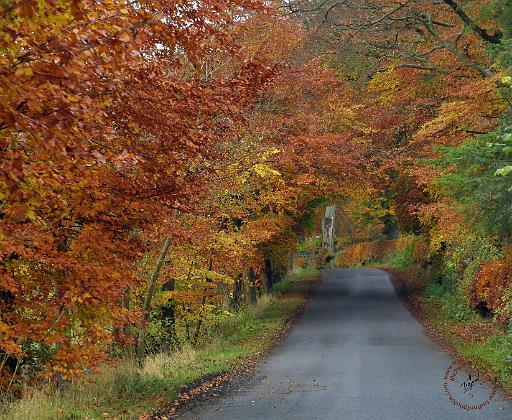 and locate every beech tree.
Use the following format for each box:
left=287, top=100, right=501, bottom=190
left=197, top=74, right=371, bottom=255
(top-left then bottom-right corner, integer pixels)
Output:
left=2, top=0, right=511, bottom=393
left=1, top=0, right=272, bottom=384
